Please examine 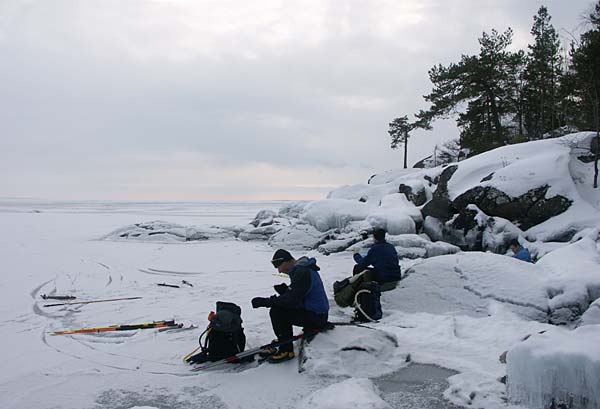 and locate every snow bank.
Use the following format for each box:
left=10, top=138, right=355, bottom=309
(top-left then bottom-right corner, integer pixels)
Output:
left=507, top=325, right=600, bottom=409
left=297, top=378, right=388, bottom=409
